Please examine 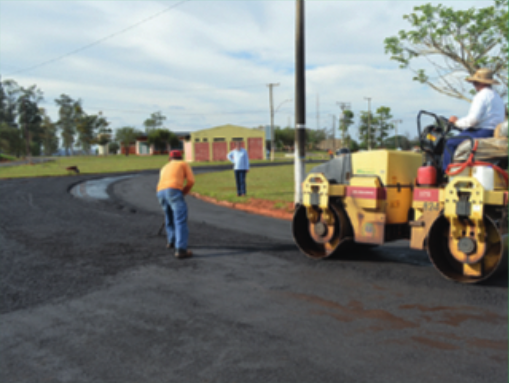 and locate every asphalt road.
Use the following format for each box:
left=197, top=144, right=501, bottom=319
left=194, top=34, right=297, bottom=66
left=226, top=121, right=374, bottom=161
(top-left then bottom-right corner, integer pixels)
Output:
left=0, top=171, right=507, bottom=383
